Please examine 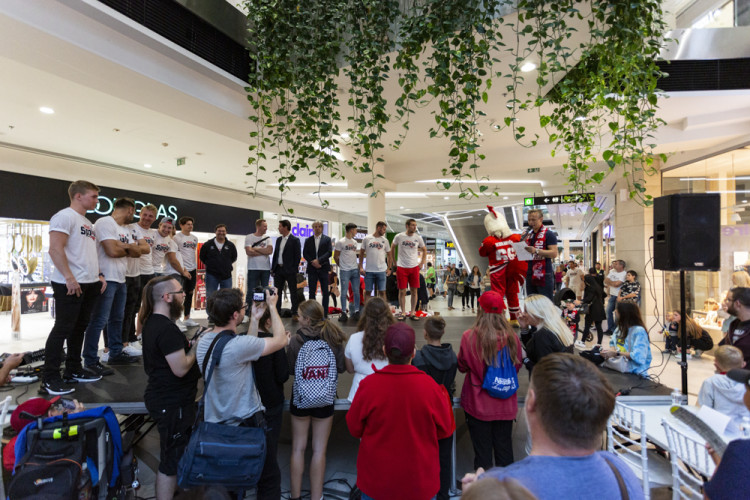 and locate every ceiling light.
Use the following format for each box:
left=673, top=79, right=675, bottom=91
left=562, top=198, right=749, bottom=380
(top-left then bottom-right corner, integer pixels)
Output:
left=520, top=61, right=537, bottom=72
left=731, top=213, right=742, bottom=222
left=574, top=116, right=587, bottom=121
left=503, top=196, right=509, bottom=200
left=444, top=196, right=450, bottom=200
left=39, top=107, right=54, bottom=114
left=417, top=179, right=544, bottom=185
left=143, top=163, right=152, bottom=168
left=307, top=192, right=366, bottom=198
left=399, top=206, right=405, bottom=209
left=270, top=182, right=347, bottom=187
